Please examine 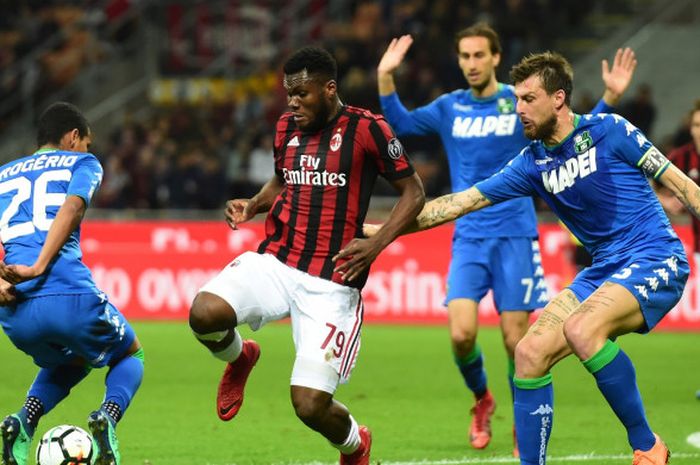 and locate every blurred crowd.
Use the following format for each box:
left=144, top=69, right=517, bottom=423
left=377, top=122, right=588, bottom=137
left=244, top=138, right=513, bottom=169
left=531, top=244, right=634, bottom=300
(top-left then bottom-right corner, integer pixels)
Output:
left=0, top=0, right=137, bottom=133
left=92, top=0, right=620, bottom=209
left=0, top=0, right=693, bottom=211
